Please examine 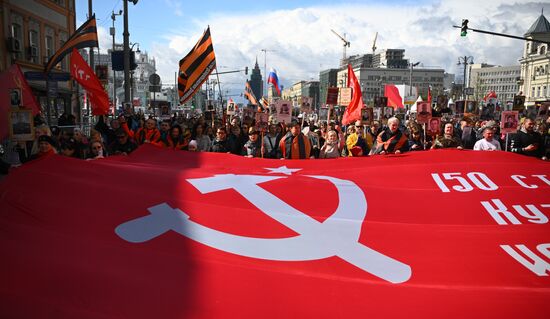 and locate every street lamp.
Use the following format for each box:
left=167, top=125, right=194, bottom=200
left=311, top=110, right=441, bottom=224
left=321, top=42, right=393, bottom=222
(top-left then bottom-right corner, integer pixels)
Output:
left=110, top=10, right=122, bottom=112
left=409, top=61, right=420, bottom=97
left=123, top=0, right=139, bottom=108
left=457, top=56, right=474, bottom=99
left=130, top=43, right=140, bottom=104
